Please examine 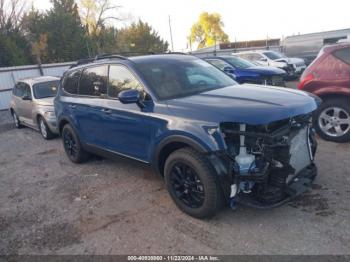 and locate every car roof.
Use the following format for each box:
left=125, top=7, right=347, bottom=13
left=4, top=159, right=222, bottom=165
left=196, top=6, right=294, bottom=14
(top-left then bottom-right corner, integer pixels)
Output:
left=323, top=42, right=350, bottom=53
left=234, top=50, right=276, bottom=54
left=17, top=76, right=60, bottom=85
left=66, top=54, right=197, bottom=72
